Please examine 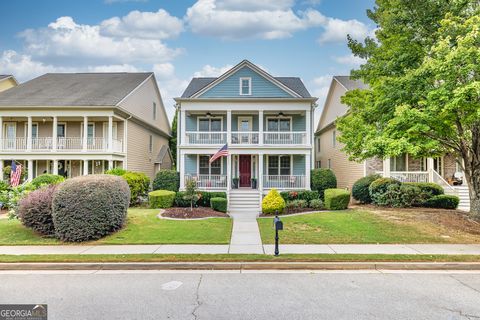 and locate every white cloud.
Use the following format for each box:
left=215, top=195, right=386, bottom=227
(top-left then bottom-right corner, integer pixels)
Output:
left=333, top=54, right=366, bottom=66
left=318, top=18, right=372, bottom=44
left=88, top=64, right=140, bottom=72
left=153, top=63, right=175, bottom=80
left=100, top=9, right=183, bottom=39
left=215, top=0, right=294, bottom=11
left=20, top=16, right=182, bottom=65
left=193, top=64, right=233, bottom=77
left=0, top=50, right=67, bottom=81
left=310, top=75, right=332, bottom=127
